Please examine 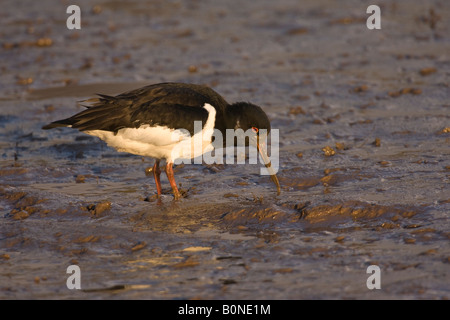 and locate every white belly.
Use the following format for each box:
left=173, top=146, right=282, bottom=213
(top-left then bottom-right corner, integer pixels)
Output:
left=84, top=103, right=217, bottom=163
